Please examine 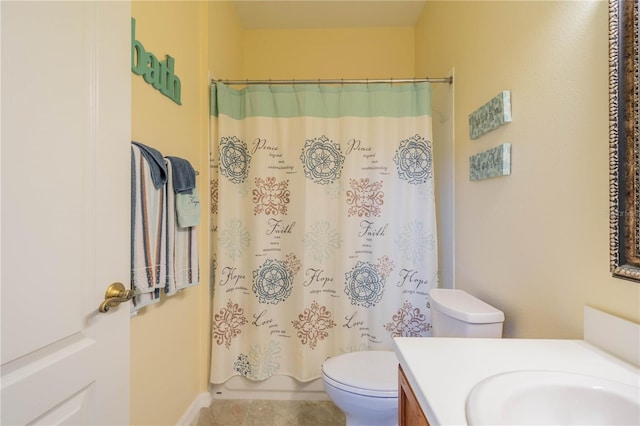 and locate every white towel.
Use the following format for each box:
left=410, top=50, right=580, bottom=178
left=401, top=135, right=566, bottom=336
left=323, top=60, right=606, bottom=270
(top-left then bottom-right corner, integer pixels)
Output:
left=131, top=144, right=167, bottom=311
left=165, top=158, right=200, bottom=296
